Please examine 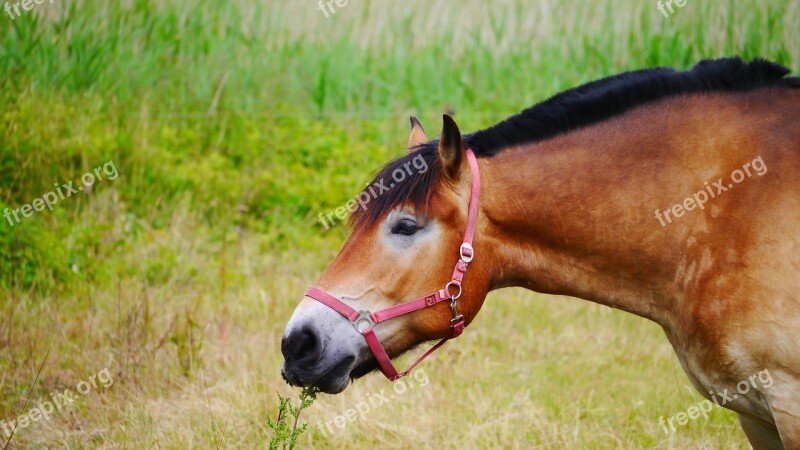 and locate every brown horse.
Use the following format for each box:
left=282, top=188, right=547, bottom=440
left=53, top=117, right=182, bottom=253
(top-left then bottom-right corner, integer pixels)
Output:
left=281, top=57, right=800, bottom=448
